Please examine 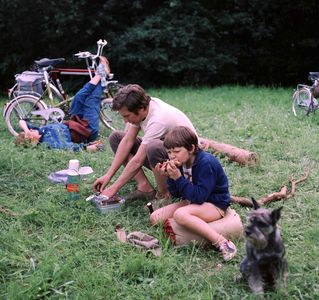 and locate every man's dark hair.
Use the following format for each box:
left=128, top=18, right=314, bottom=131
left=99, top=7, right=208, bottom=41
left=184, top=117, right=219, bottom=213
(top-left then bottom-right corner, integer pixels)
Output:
left=112, top=84, right=151, bottom=114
